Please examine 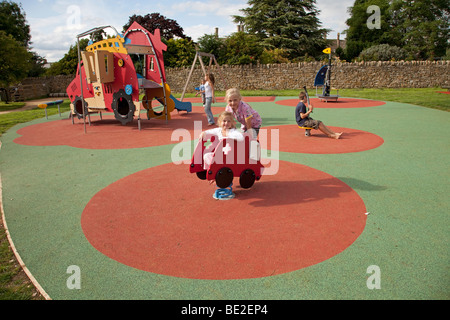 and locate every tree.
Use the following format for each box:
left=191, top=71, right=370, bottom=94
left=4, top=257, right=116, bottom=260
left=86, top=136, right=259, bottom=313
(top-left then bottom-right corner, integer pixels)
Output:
left=260, top=48, right=290, bottom=64
left=233, top=0, right=329, bottom=60
left=164, top=38, right=196, bottom=68
left=48, top=14, right=194, bottom=72
left=46, top=39, right=89, bottom=76
left=197, top=34, right=227, bottom=65
left=123, top=13, right=191, bottom=41
left=345, top=0, right=449, bottom=60
left=0, top=1, right=44, bottom=101
left=389, top=0, right=449, bottom=60
left=0, top=31, right=31, bottom=100
left=357, top=43, right=407, bottom=61
left=28, top=51, right=47, bottom=77
left=222, top=31, right=264, bottom=65
left=0, top=1, right=47, bottom=78
left=0, top=0, right=31, bottom=48
left=197, top=32, right=264, bottom=65
left=344, top=0, right=391, bottom=60
left=123, top=13, right=195, bottom=69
